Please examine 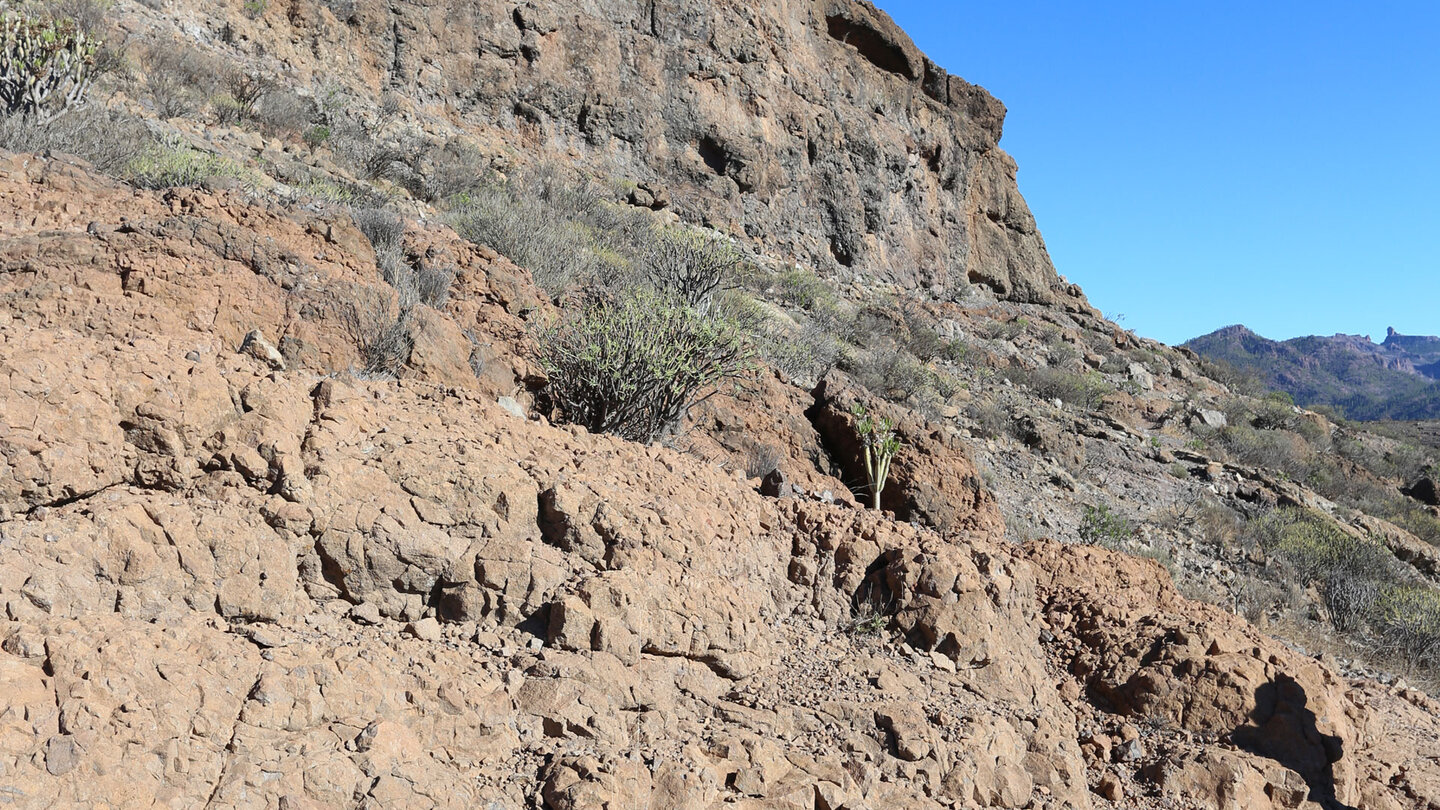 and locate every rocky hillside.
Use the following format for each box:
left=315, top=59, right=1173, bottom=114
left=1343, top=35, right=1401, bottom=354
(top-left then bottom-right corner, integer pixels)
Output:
left=4, top=2, right=1440, bottom=809
left=1186, top=325, right=1440, bottom=420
